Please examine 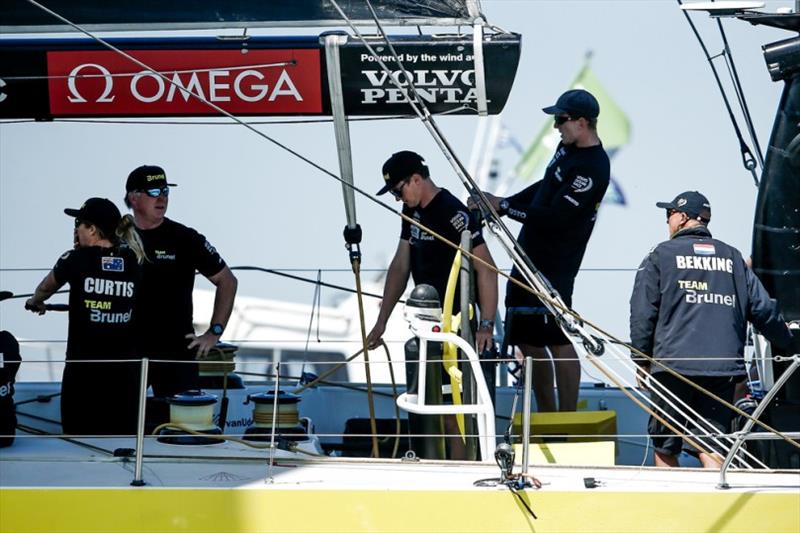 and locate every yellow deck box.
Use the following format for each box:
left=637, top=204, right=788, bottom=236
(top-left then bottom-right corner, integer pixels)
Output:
left=511, top=410, right=617, bottom=445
